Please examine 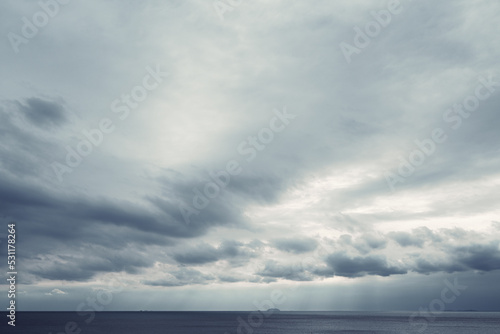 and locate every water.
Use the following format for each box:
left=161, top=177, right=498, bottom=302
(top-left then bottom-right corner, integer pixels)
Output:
left=2, top=311, right=499, bottom=333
